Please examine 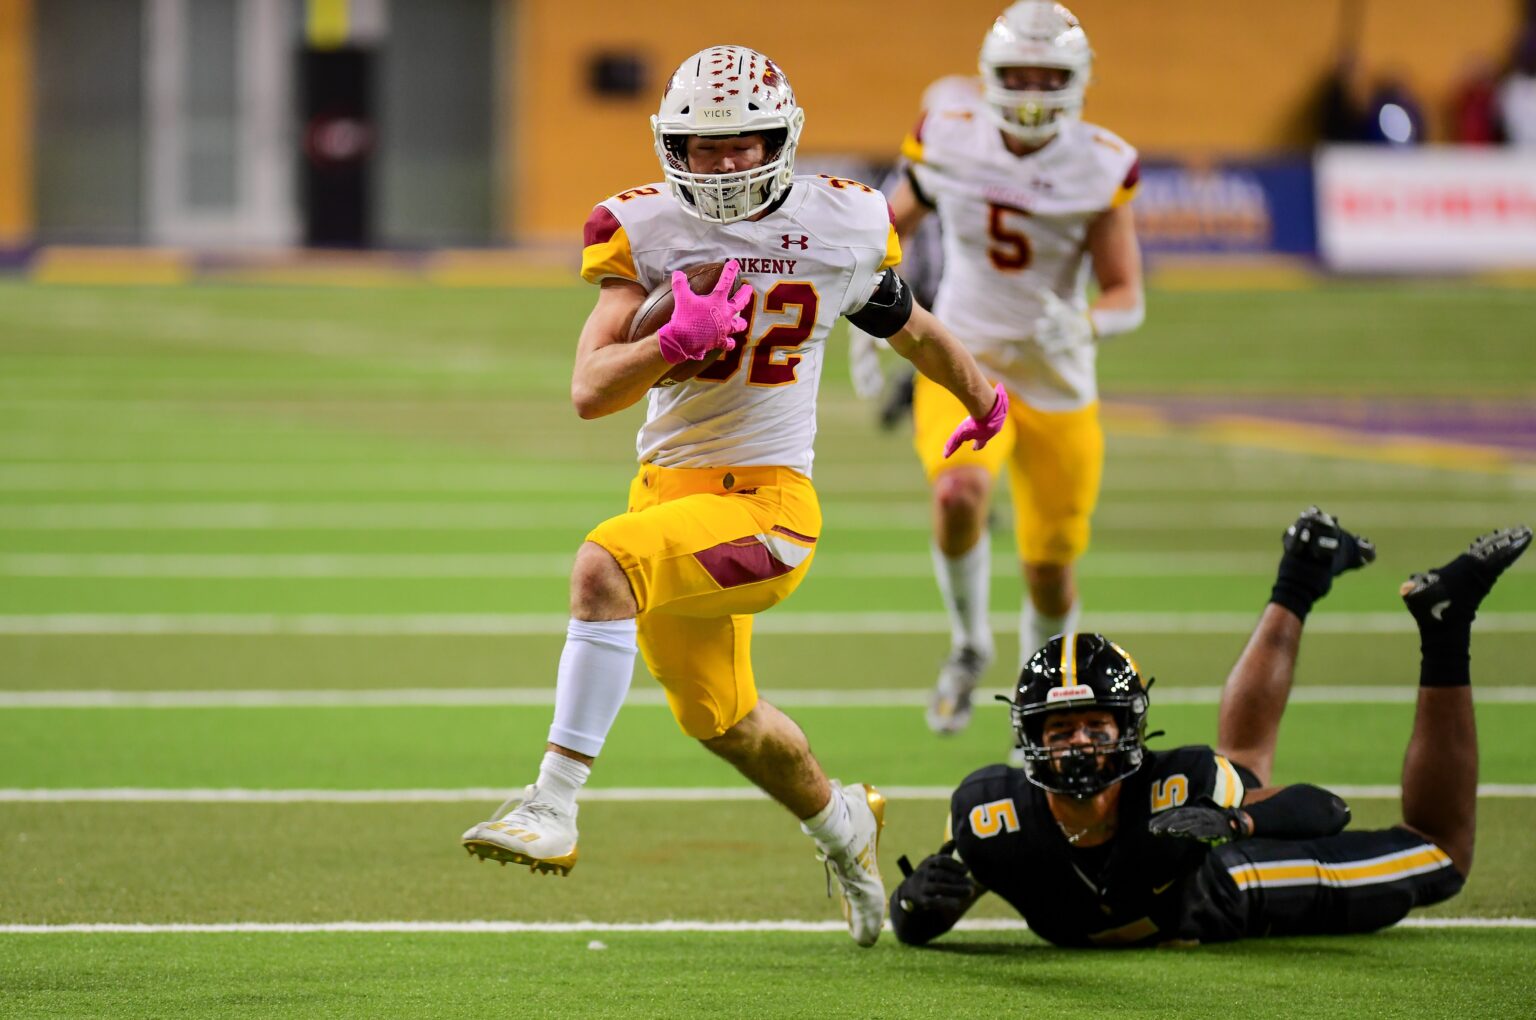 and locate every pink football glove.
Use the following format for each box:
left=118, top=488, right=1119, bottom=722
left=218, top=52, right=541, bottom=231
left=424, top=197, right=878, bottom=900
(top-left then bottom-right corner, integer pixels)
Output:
left=943, top=383, right=1010, bottom=458
left=656, top=260, right=754, bottom=365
